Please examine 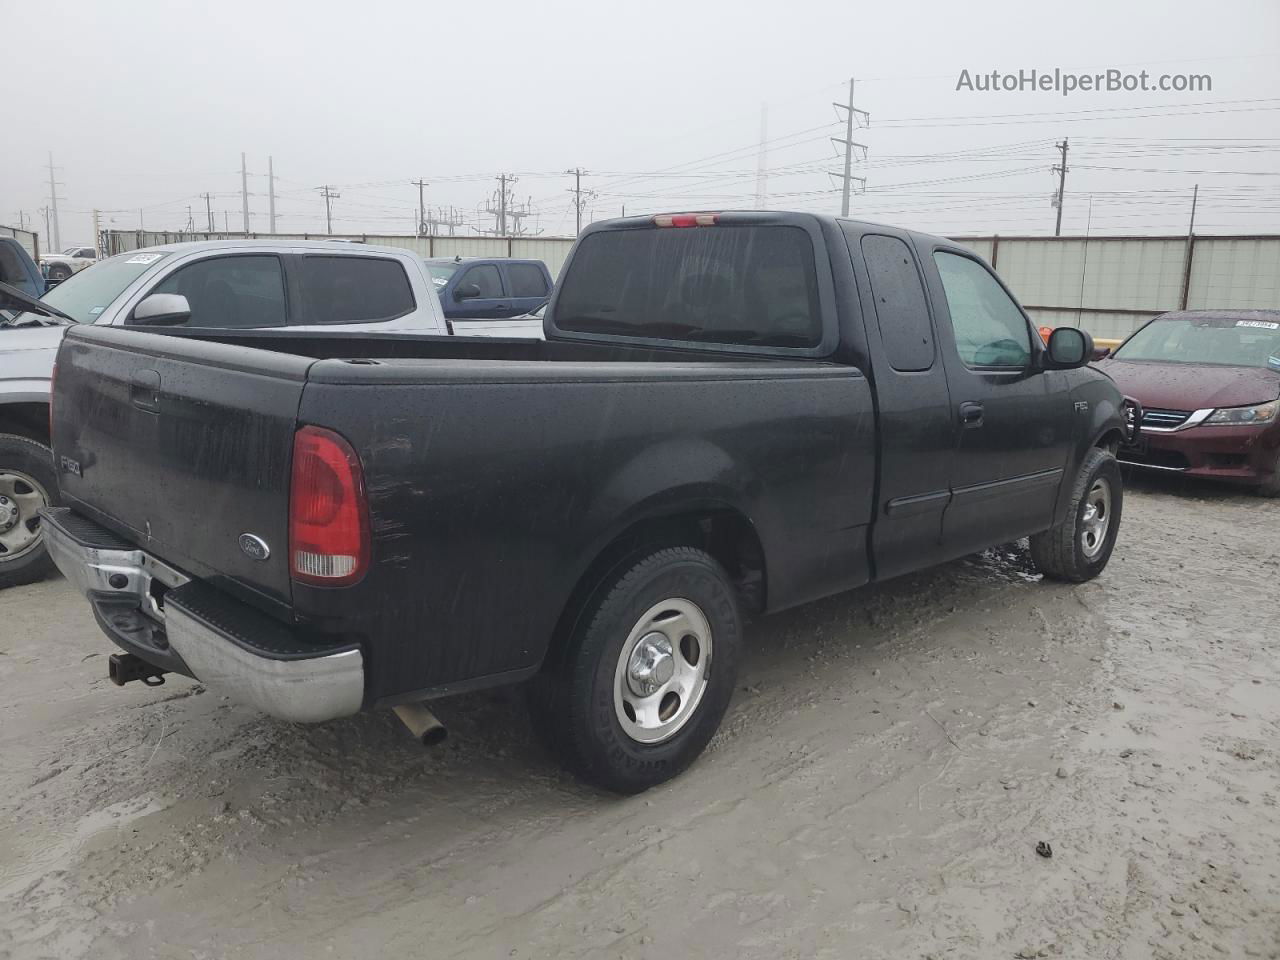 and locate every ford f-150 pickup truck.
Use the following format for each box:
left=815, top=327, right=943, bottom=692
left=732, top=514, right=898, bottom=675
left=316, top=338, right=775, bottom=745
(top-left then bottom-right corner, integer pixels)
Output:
left=41, top=212, right=1135, bottom=793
